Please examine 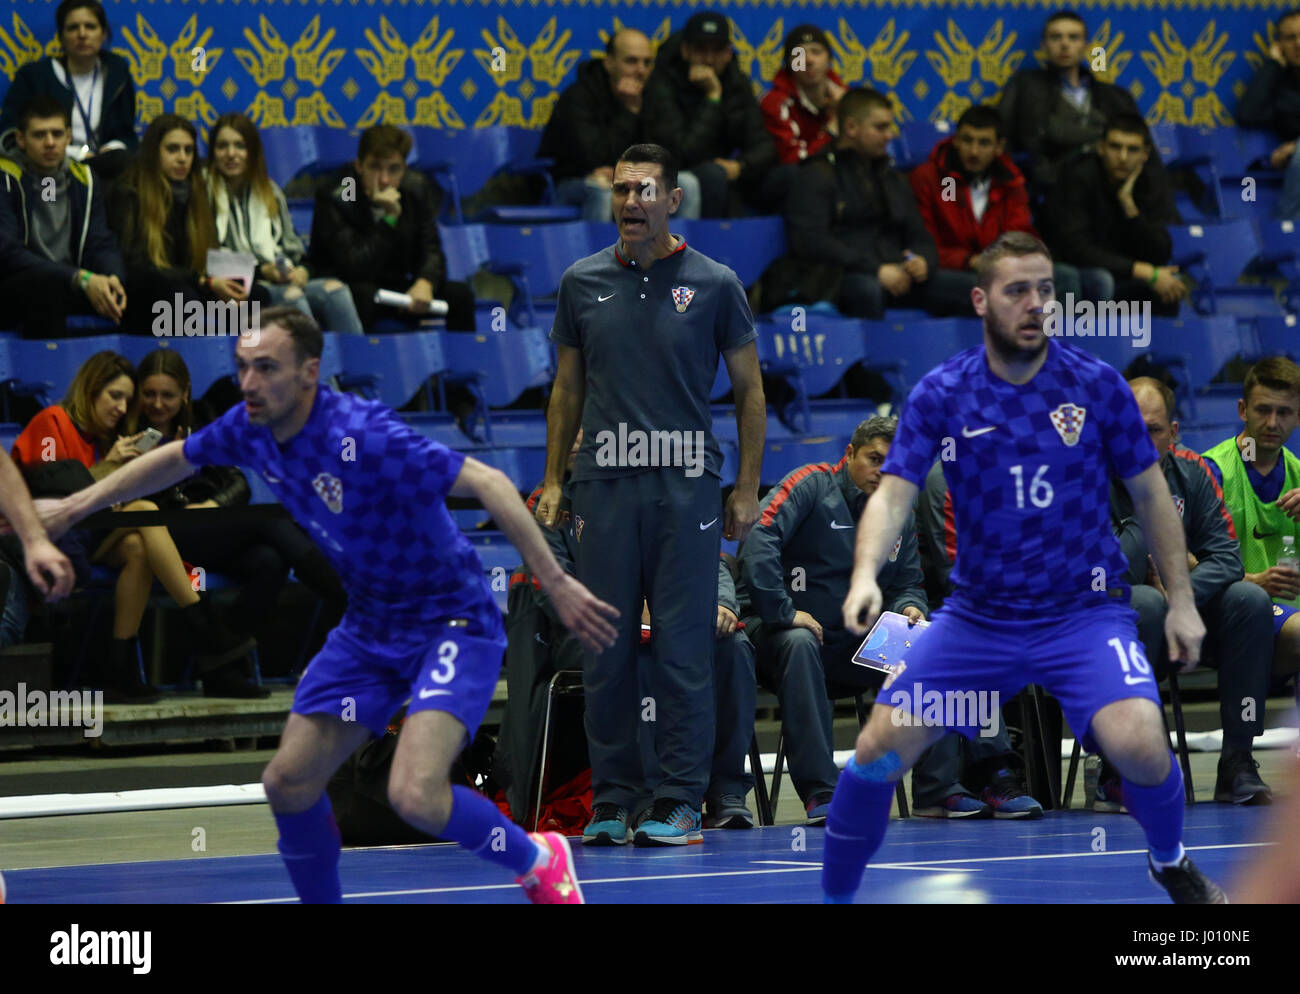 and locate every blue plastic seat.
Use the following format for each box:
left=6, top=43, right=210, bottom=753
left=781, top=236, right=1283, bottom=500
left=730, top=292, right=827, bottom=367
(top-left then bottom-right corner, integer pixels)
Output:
left=337, top=331, right=447, bottom=409
left=1249, top=314, right=1300, bottom=360
left=118, top=336, right=240, bottom=398
left=482, top=220, right=596, bottom=303
left=1169, top=220, right=1260, bottom=285
left=440, top=325, right=554, bottom=435
left=438, top=222, right=492, bottom=283
left=862, top=315, right=981, bottom=399
left=257, top=127, right=322, bottom=189
left=7, top=335, right=125, bottom=407
left=761, top=434, right=849, bottom=486
left=1147, top=315, right=1247, bottom=417
left=1177, top=425, right=1232, bottom=457
left=678, top=216, right=788, bottom=288
left=894, top=120, right=953, bottom=172
left=757, top=311, right=865, bottom=398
